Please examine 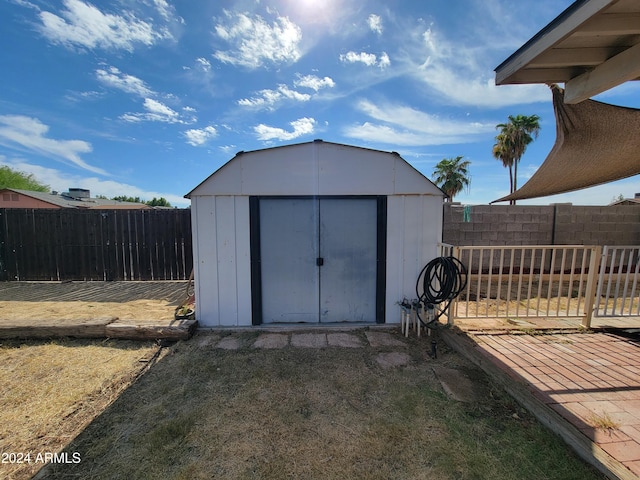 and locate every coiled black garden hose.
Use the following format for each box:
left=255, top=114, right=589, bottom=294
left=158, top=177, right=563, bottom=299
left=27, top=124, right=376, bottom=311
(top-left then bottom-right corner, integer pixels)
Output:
left=415, top=256, right=467, bottom=328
